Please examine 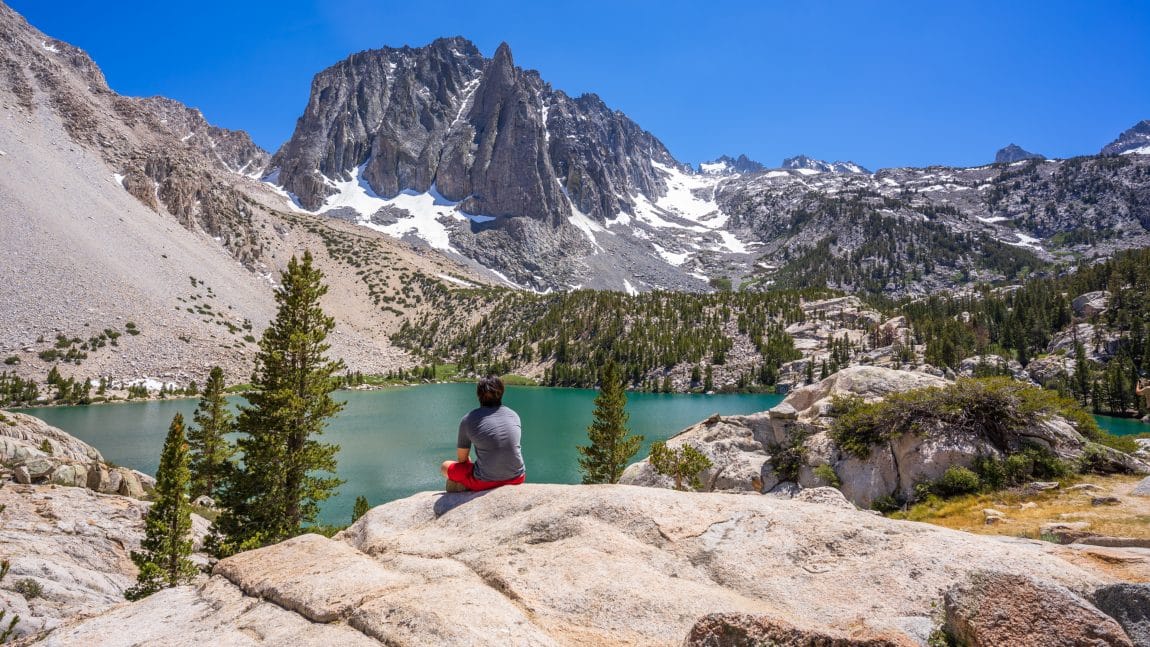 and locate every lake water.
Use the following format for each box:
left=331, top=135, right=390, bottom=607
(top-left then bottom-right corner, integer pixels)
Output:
left=14, top=384, right=784, bottom=524
left=15, top=387, right=1144, bottom=524
left=1093, top=414, right=1149, bottom=438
